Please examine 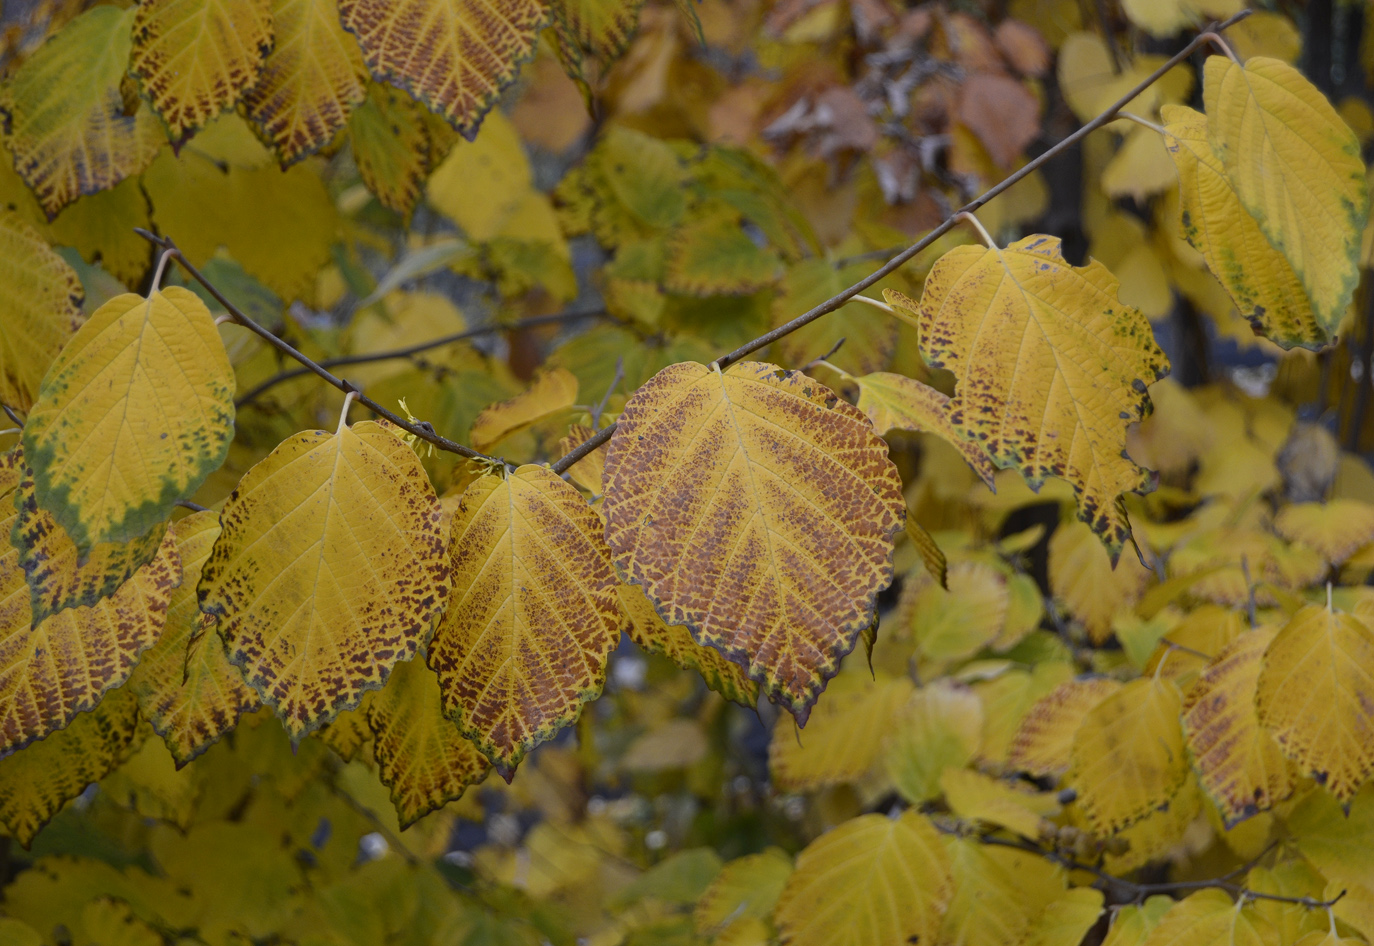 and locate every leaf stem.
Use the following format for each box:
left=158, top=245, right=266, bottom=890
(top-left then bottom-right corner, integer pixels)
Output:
left=132, top=230, right=510, bottom=469
left=851, top=294, right=896, bottom=314
left=151, top=248, right=174, bottom=293
left=549, top=8, right=1254, bottom=477
left=1118, top=111, right=1167, bottom=136
left=954, top=211, right=997, bottom=250
left=1198, top=30, right=1242, bottom=64
left=337, top=389, right=357, bottom=436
